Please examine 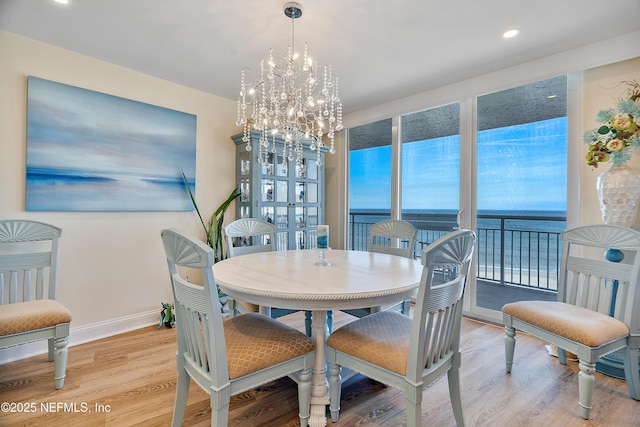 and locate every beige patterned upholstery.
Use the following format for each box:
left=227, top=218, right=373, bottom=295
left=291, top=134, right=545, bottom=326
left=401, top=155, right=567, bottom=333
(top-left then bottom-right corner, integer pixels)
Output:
left=161, top=228, right=314, bottom=427
left=0, top=300, right=72, bottom=336
left=502, top=224, right=640, bottom=420
left=326, top=311, right=410, bottom=375
left=502, top=301, right=629, bottom=347
left=0, top=220, right=70, bottom=390
left=225, top=313, right=315, bottom=379
left=326, top=229, right=476, bottom=427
